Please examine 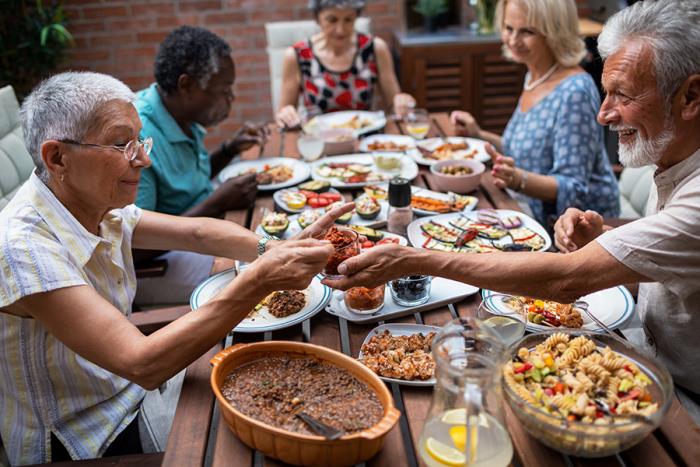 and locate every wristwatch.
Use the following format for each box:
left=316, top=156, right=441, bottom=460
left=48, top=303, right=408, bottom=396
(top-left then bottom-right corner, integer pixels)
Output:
left=257, top=235, right=273, bottom=256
